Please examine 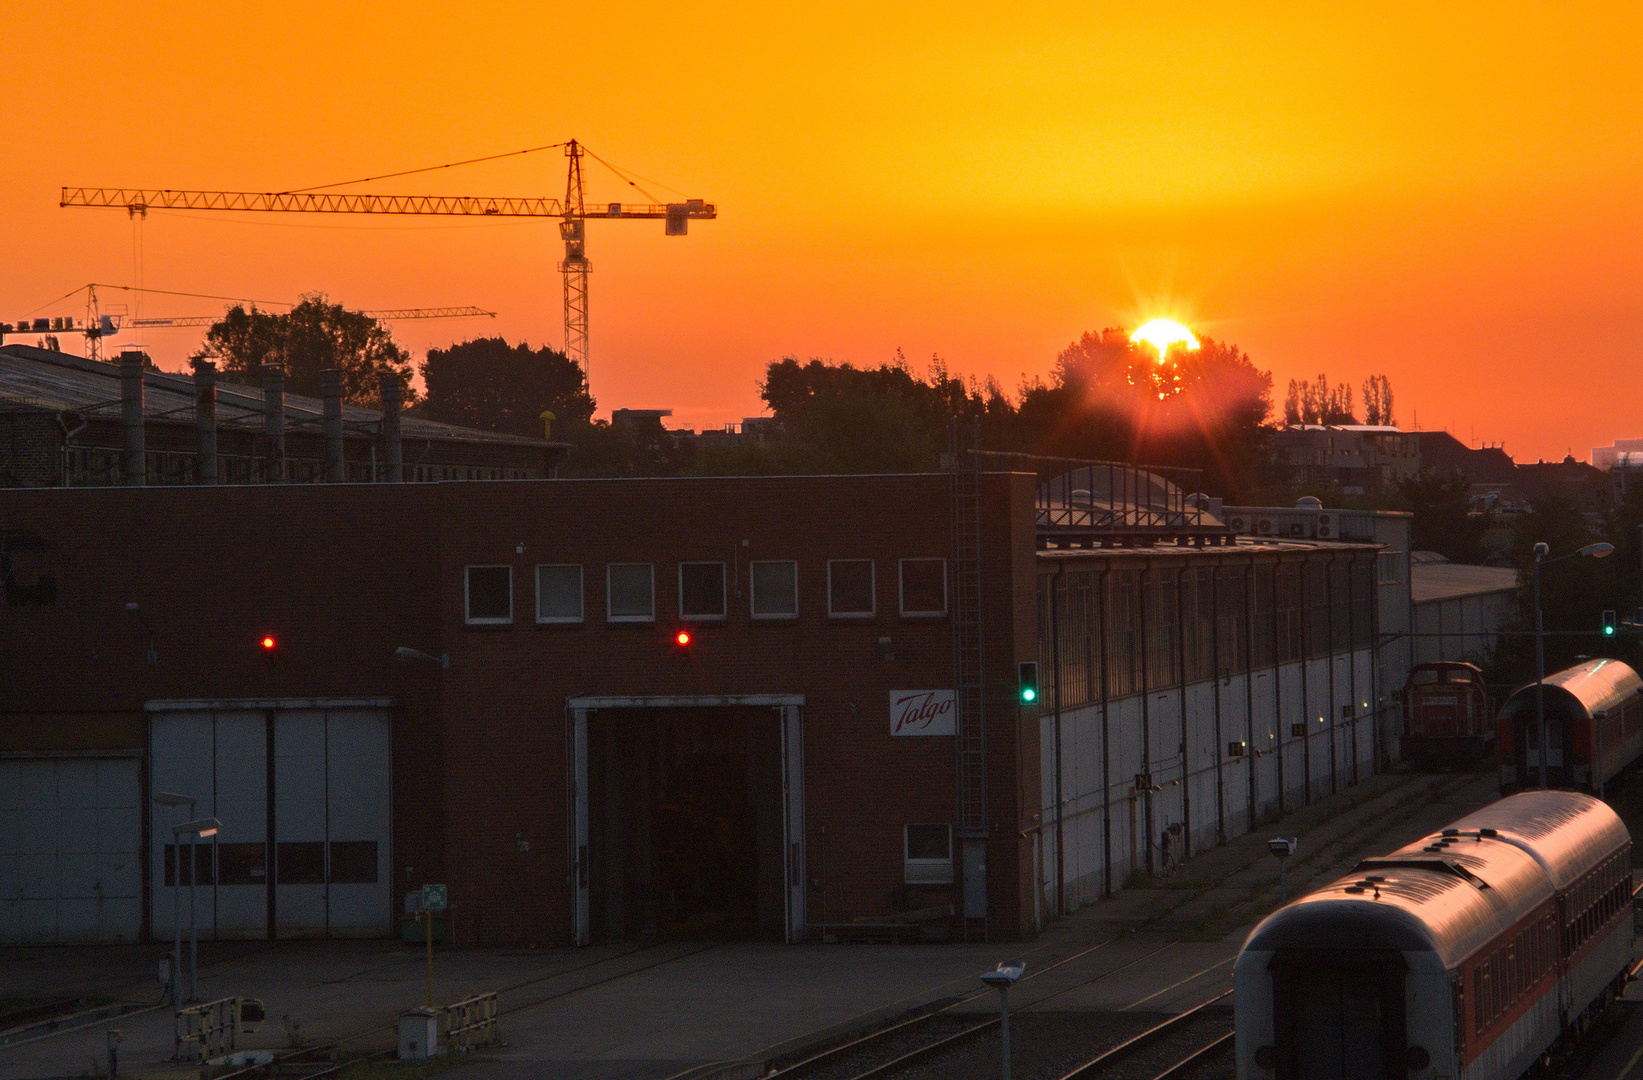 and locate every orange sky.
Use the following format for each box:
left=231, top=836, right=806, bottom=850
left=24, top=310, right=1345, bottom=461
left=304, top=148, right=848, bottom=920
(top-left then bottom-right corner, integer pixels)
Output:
left=3, top=2, right=1641, bottom=463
